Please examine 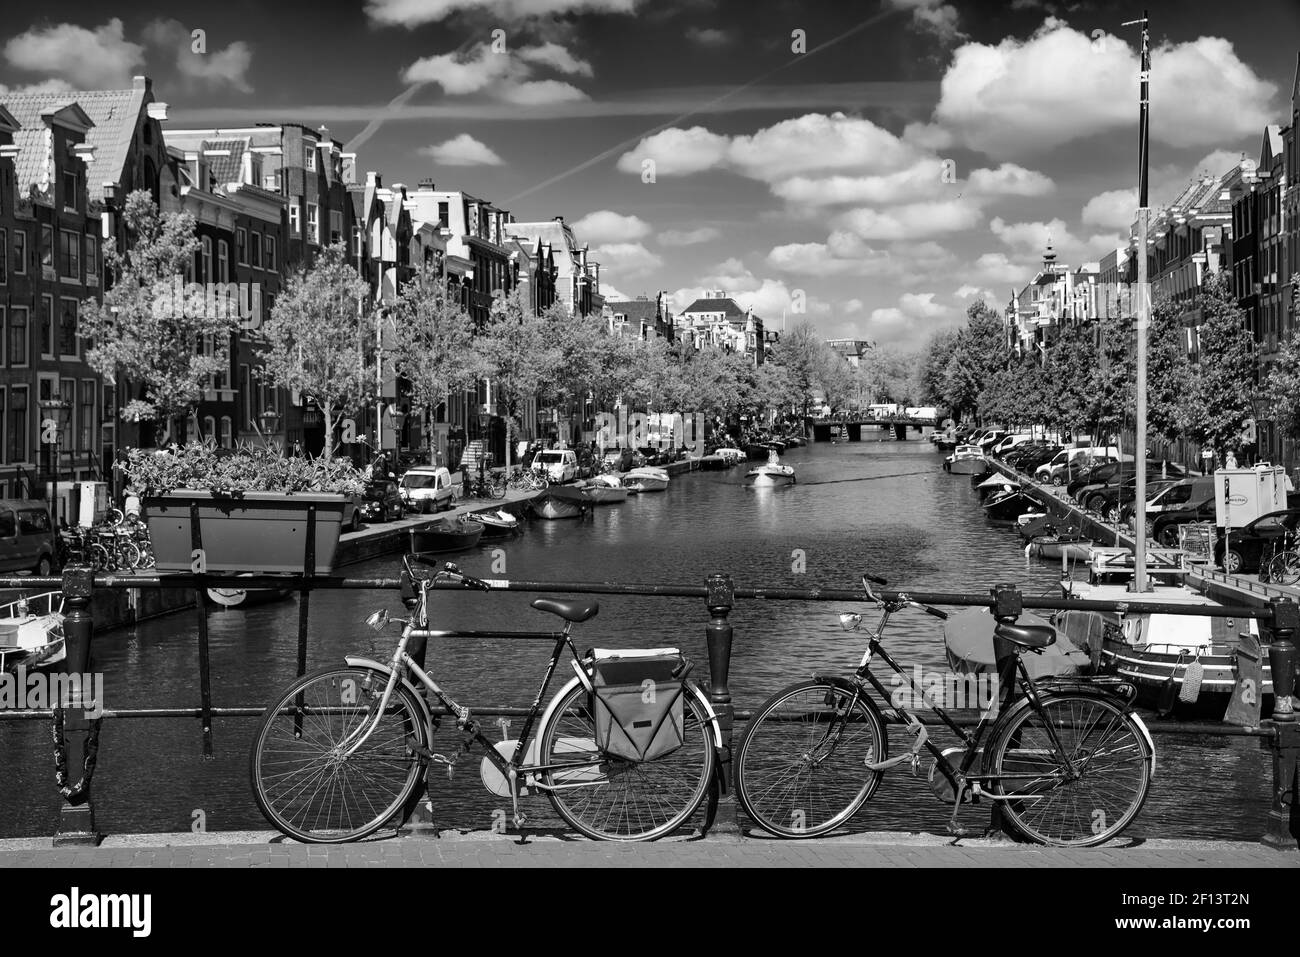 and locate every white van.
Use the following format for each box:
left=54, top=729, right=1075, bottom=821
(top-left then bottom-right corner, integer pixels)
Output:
left=991, top=433, right=1035, bottom=457
left=1036, top=446, right=1120, bottom=483
left=533, top=449, right=578, bottom=483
